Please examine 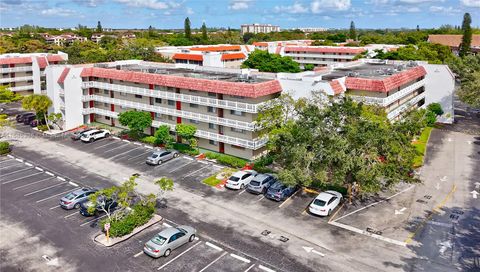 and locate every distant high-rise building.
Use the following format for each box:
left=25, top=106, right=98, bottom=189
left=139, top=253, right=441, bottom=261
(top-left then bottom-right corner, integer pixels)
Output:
left=241, top=24, right=280, bottom=34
